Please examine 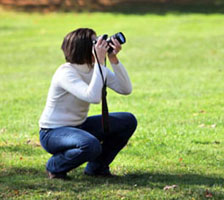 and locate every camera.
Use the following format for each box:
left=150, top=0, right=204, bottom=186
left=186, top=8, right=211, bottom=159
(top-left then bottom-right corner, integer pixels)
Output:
left=93, top=32, right=126, bottom=53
